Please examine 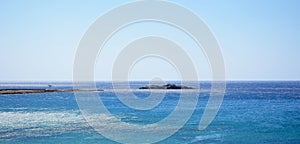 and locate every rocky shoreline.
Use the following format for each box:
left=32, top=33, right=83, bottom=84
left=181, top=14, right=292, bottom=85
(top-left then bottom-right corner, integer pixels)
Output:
left=0, top=83, right=194, bottom=94
left=0, top=89, right=103, bottom=95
